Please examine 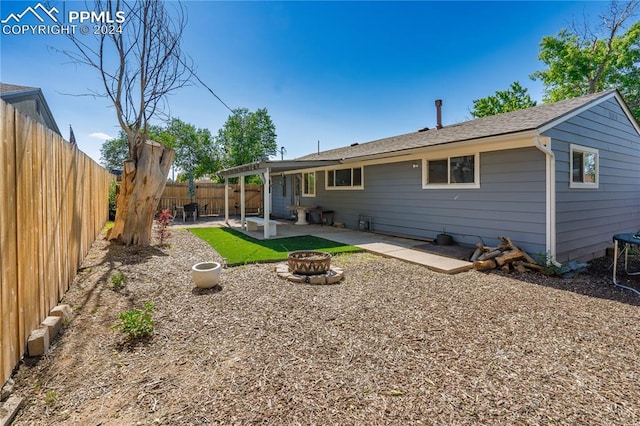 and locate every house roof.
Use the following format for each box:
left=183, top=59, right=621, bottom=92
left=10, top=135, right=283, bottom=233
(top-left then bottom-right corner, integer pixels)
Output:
left=0, top=82, right=40, bottom=96
left=0, top=82, right=62, bottom=136
left=219, top=89, right=638, bottom=178
left=296, top=89, right=624, bottom=162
